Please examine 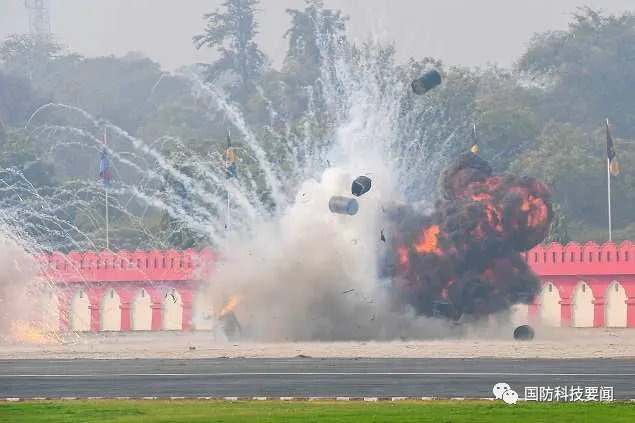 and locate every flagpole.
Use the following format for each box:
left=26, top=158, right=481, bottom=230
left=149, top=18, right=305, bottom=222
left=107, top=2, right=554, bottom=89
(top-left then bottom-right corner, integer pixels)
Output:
left=103, top=126, right=110, bottom=250
left=471, top=122, right=478, bottom=154
left=607, top=156, right=612, bottom=241
left=225, top=128, right=231, bottom=231
left=105, top=185, right=110, bottom=249
left=606, top=118, right=612, bottom=242
left=226, top=190, right=231, bottom=231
